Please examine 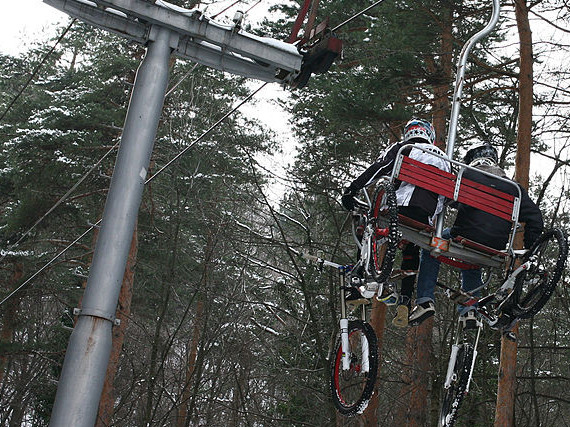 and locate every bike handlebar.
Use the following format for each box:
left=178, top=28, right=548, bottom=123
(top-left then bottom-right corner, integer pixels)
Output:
left=300, top=252, right=349, bottom=271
